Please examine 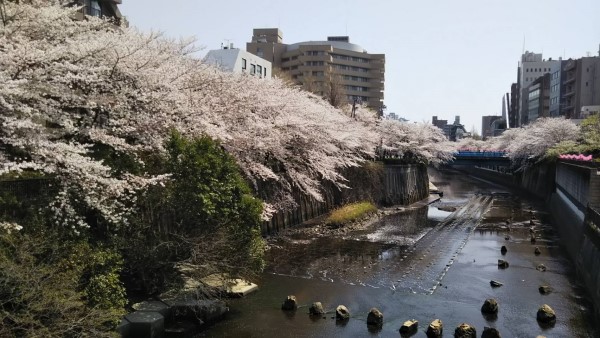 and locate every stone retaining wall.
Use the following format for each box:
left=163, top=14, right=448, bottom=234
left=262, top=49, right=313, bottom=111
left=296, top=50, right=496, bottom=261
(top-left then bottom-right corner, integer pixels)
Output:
left=262, top=163, right=429, bottom=234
